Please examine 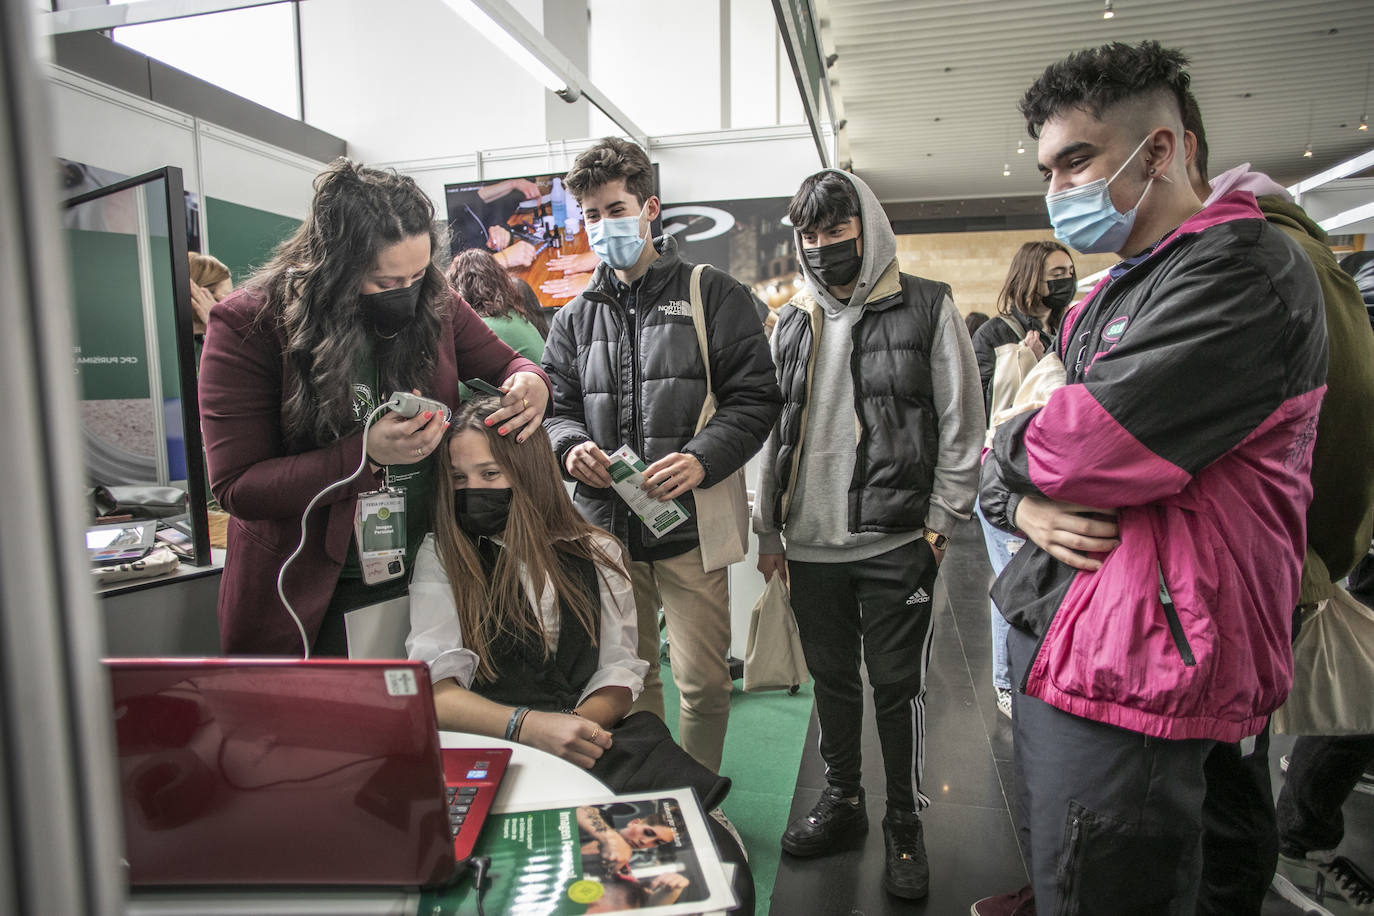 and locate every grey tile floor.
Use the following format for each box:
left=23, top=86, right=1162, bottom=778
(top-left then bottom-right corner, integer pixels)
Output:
left=766, top=517, right=1371, bottom=915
